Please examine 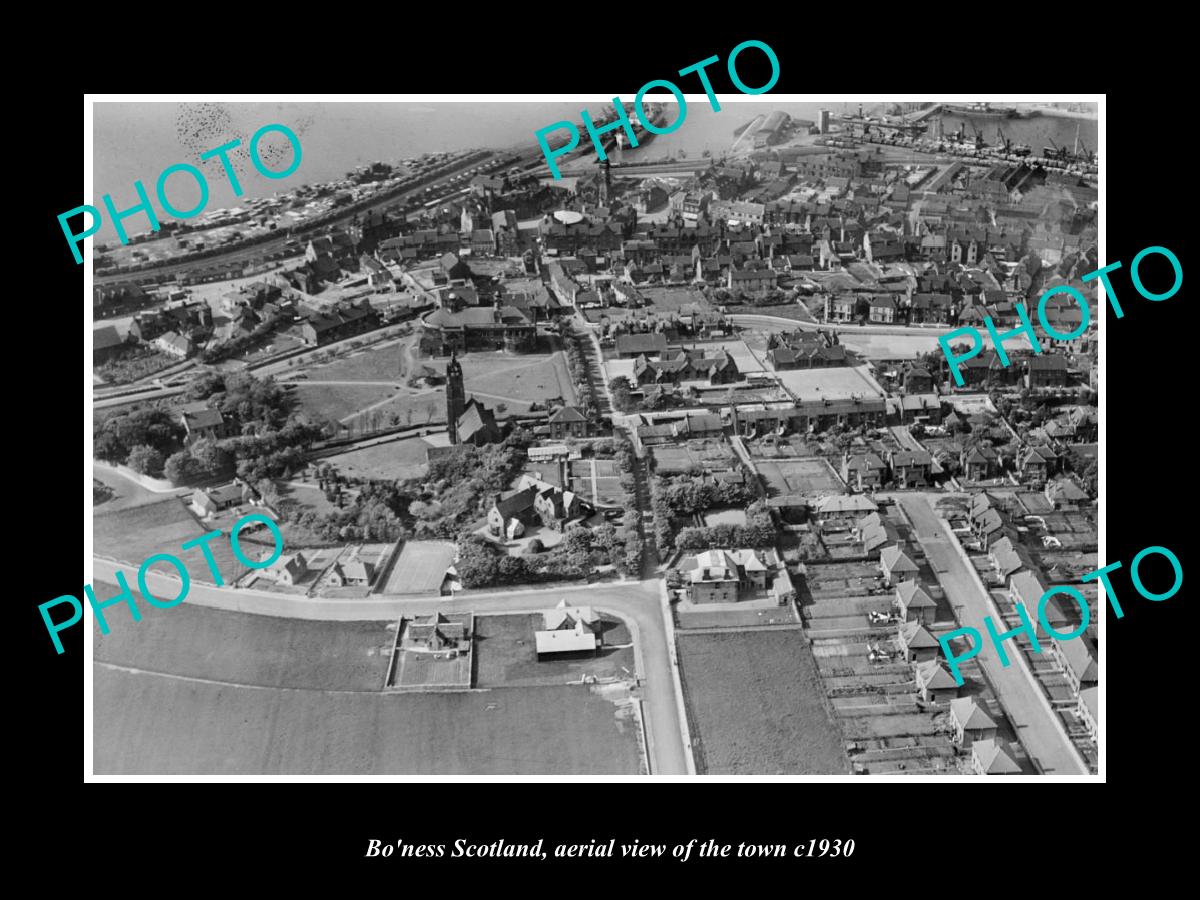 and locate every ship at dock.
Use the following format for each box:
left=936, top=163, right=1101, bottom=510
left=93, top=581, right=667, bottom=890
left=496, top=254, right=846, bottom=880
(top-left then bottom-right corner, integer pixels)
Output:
left=597, top=102, right=668, bottom=153
left=942, top=102, right=1024, bottom=119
